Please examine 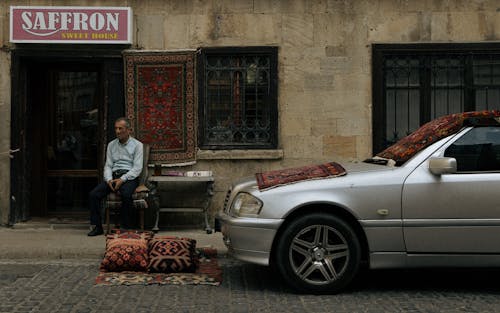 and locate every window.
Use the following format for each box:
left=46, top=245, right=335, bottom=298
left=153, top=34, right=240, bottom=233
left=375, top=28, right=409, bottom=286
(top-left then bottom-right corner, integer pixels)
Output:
left=373, top=44, right=500, bottom=154
left=198, top=47, right=278, bottom=149
left=444, top=127, right=500, bottom=172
